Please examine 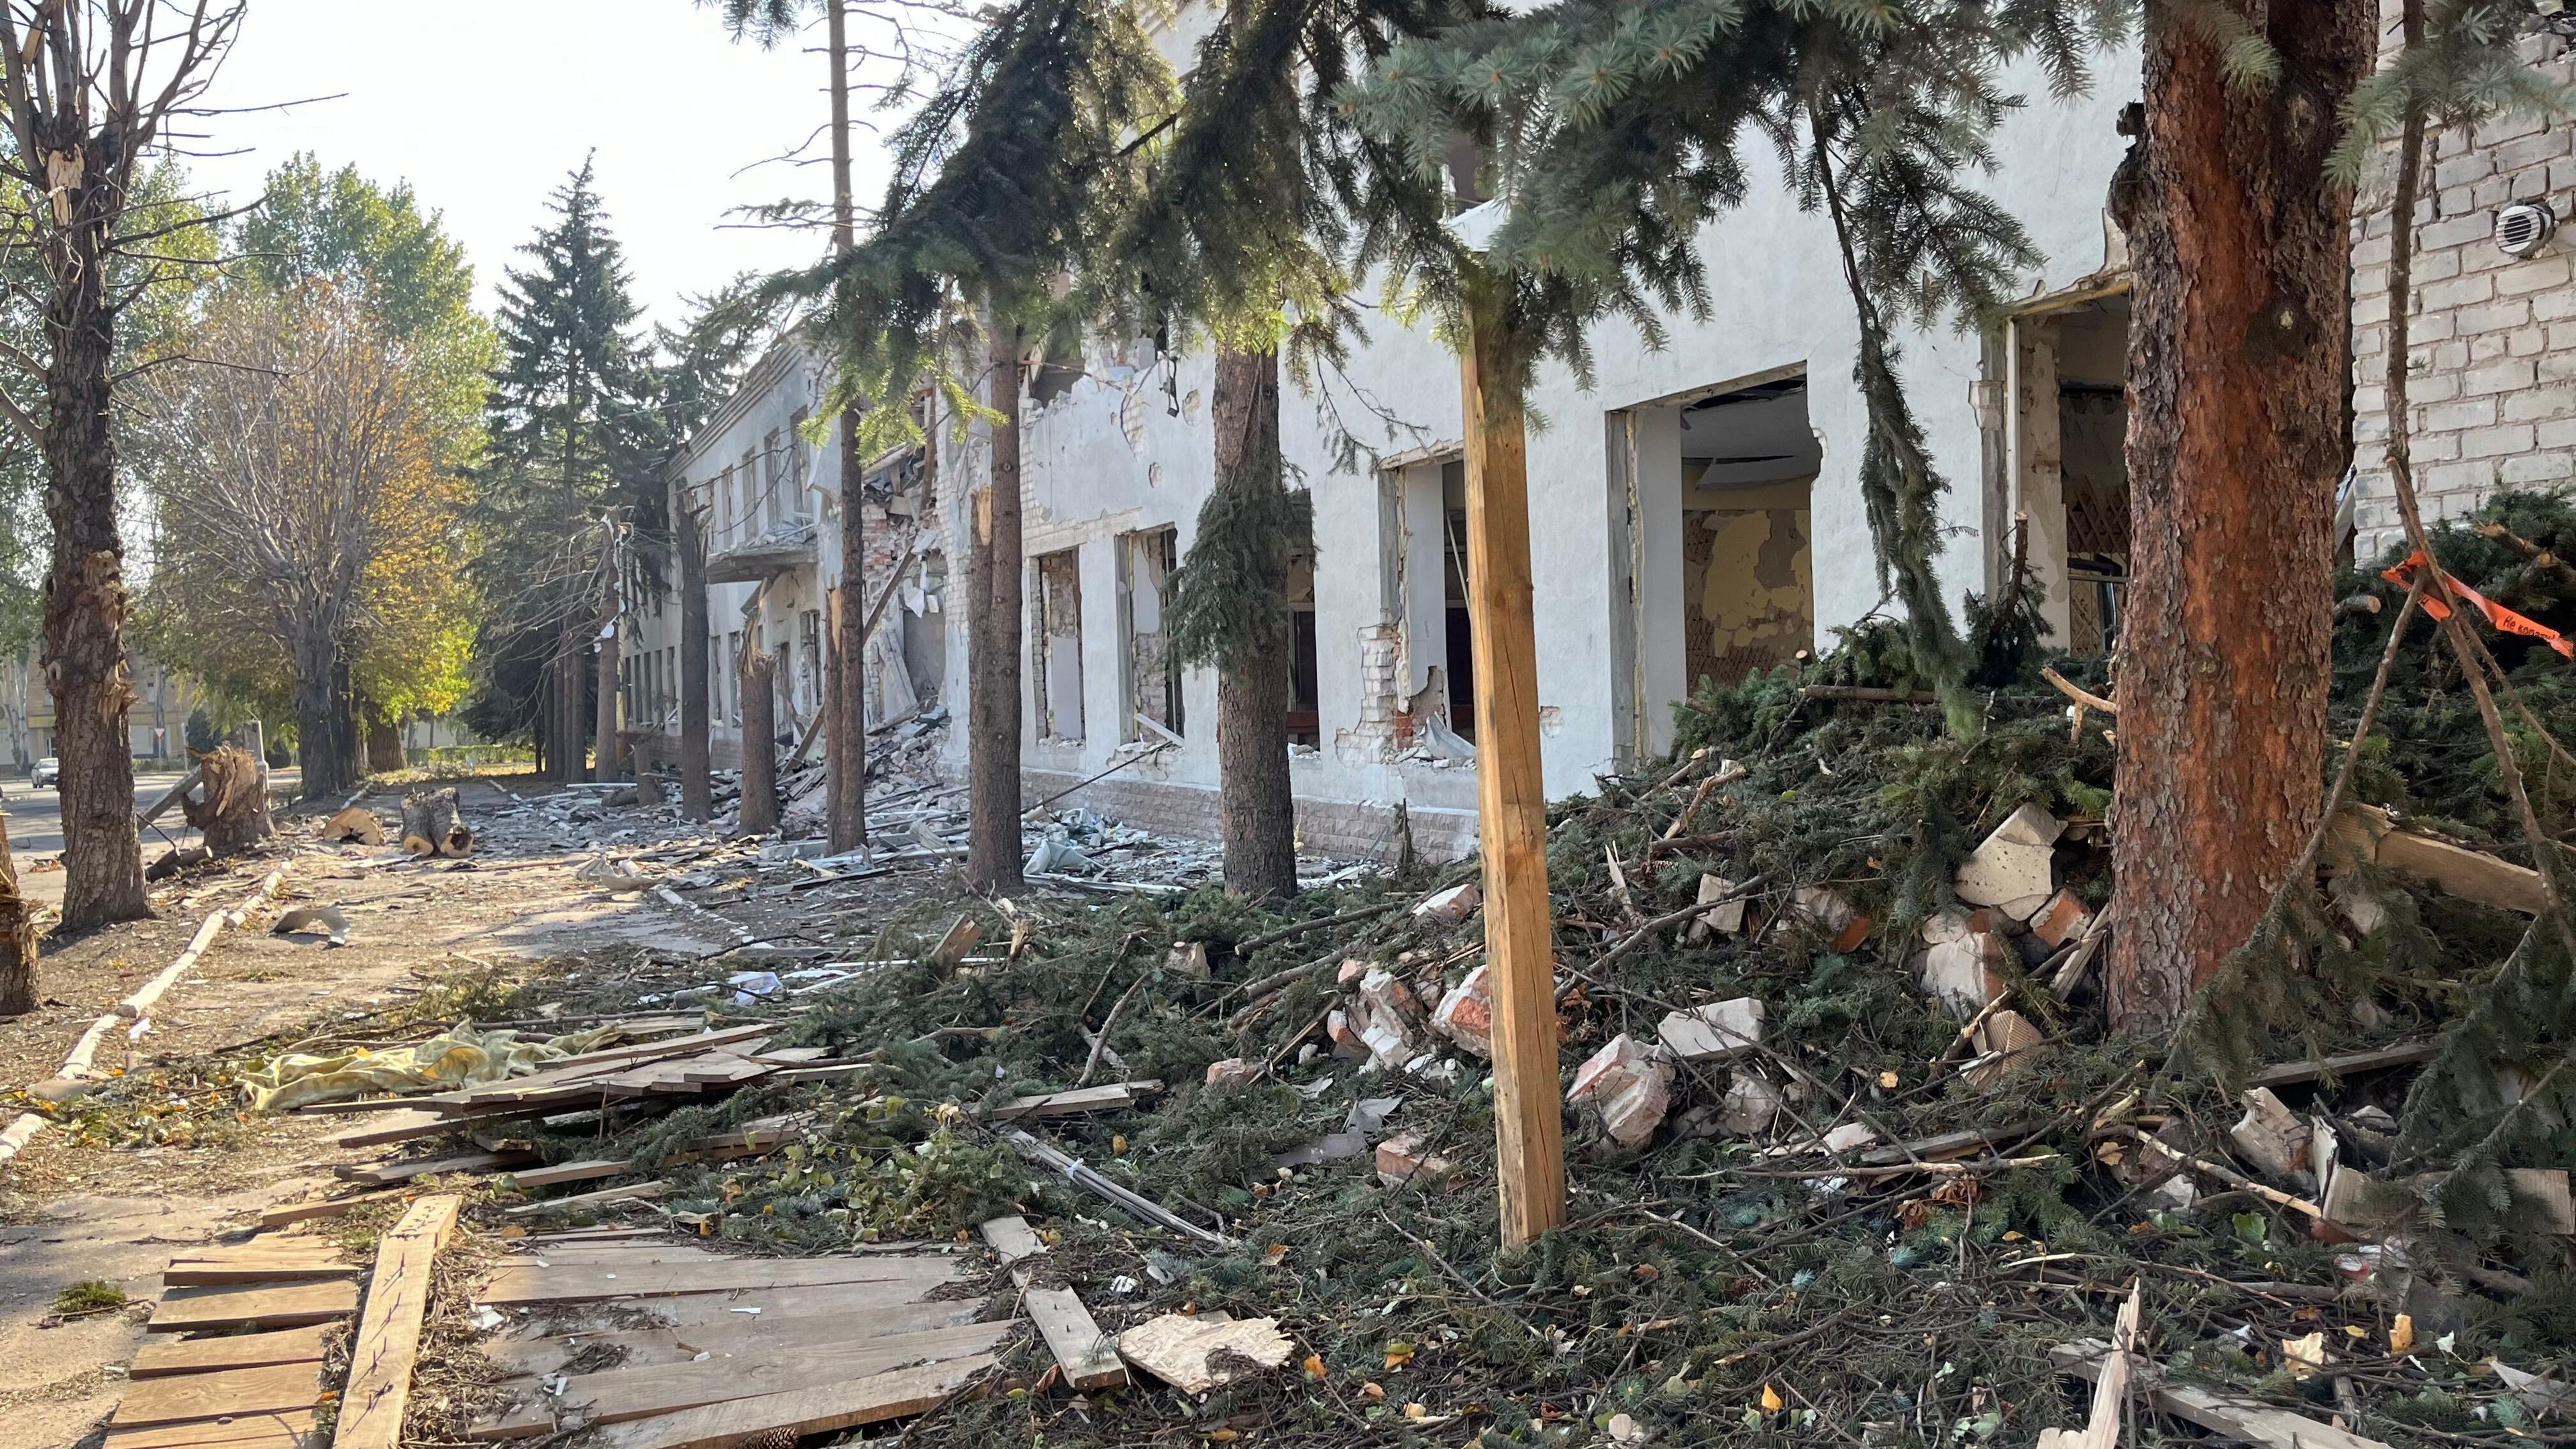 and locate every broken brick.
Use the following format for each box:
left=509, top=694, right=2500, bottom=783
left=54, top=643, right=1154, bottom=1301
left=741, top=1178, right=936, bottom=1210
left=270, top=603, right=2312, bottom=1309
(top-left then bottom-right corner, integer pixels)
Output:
left=1430, top=965, right=1494, bottom=1060
left=1205, top=1057, right=1260, bottom=1087
left=1413, top=881, right=1482, bottom=926
left=1790, top=887, right=1873, bottom=953
left=1655, top=997, right=1765, bottom=1063
left=1326, top=1010, right=1368, bottom=1062
left=1917, top=932, right=2008, bottom=1020
left=1568, top=1033, right=1674, bottom=1149
left=2027, top=890, right=2094, bottom=949
left=1375, top=1132, right=1466, bottom=1192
